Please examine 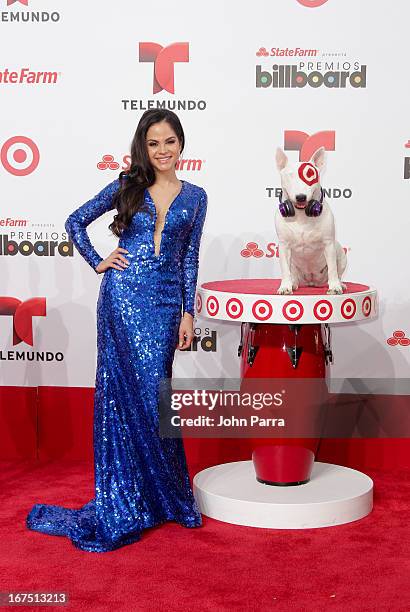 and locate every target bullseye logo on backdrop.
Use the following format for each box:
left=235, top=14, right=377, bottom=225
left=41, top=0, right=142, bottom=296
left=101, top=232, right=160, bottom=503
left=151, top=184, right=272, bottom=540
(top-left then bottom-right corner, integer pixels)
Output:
left=0, top=136, right=39, bottom=176
left=122, top=41, right=206, bottom=112
left=296, top=0, right=329, bottom=7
